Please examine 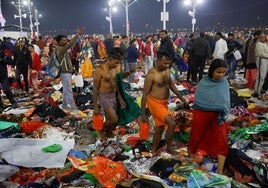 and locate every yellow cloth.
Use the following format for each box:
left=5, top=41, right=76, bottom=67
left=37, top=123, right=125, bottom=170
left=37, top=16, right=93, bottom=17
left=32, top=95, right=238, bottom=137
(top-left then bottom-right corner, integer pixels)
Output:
left=81, top=56, right=93, bottom=78
left=136, top=96, right=142, bottom=108
left=51, top=91, right=62, bottom=102
left=247, top=103, right=256, bottom=110
left=236, top=89, right=252, bottom=98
